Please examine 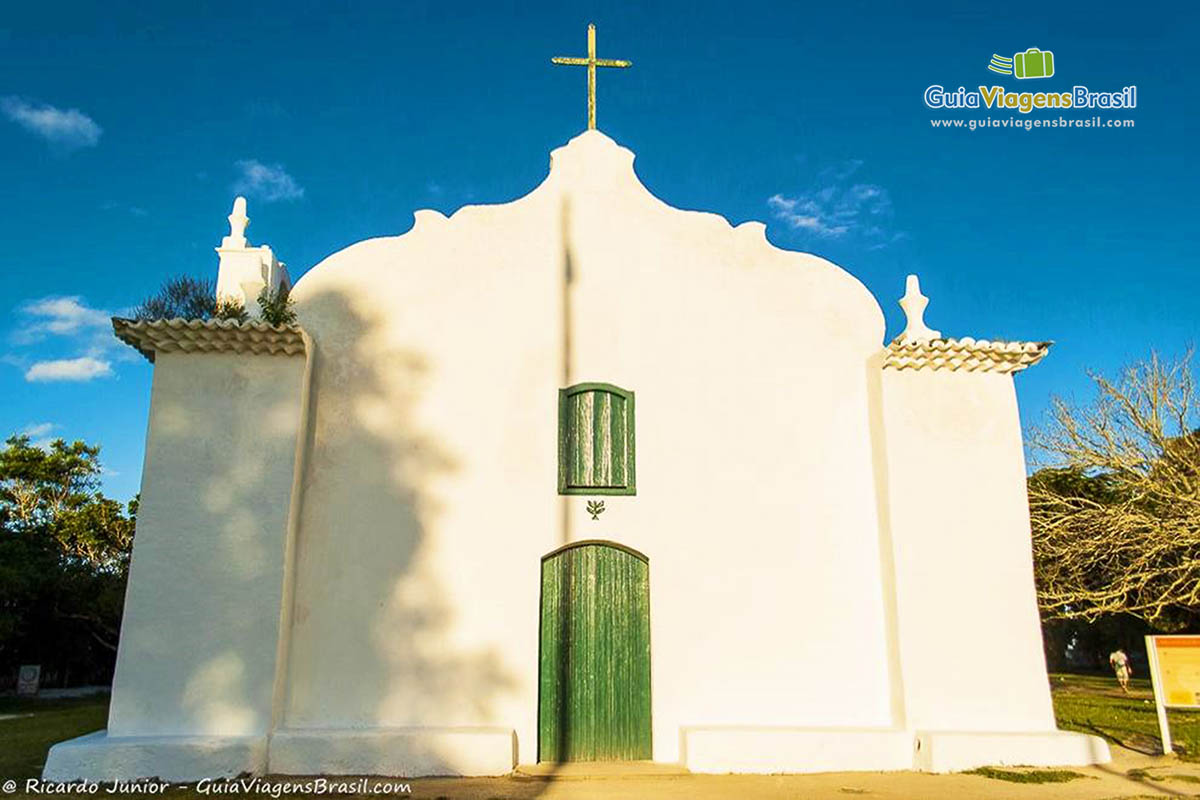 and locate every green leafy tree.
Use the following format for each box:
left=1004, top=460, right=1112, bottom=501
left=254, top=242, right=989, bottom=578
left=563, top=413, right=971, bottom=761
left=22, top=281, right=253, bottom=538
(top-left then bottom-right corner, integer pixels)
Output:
left=0, top=436, right=136, bottom=686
